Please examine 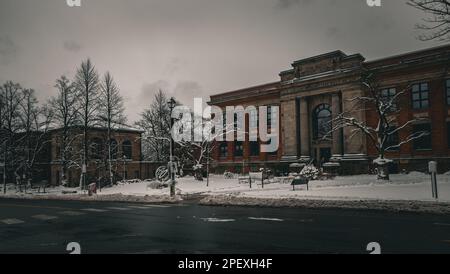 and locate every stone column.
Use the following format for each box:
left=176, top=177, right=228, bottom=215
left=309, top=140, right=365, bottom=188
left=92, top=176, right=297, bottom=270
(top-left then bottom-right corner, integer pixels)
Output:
left=299, top=97, right=311, bottom=162
left=331, top=93, right=343, bottom=159
left=281, top=99, right=298, bottom=162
